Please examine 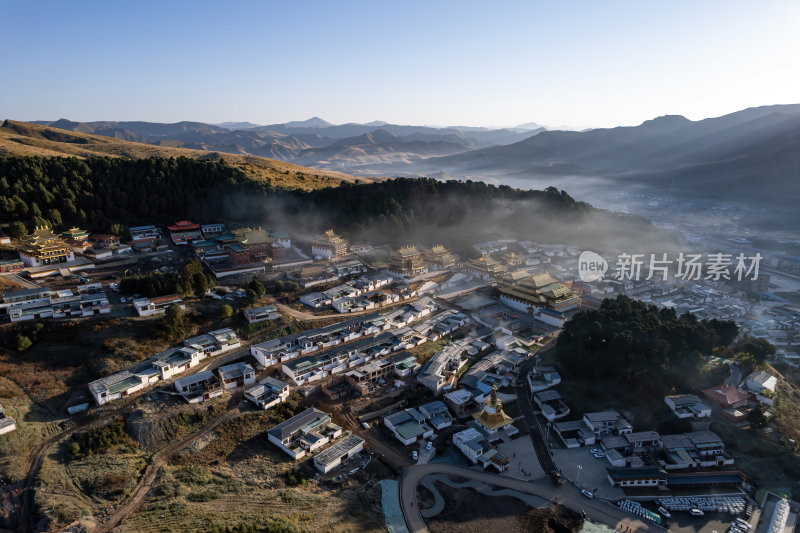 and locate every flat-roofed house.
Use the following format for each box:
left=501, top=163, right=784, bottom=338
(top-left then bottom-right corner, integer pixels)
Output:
left=217, top=362, right=256, bottom=389
left=0, top=405, right=16, bottom=435
left=132, top=294, right=184, bottom=316
left=267, top=408, right=342, bottom=460
left=88, top=371, right=148, bottom=406
left=384, top=408, right=434, bottom=446
left=174, top=370, right=223, bottom=403
left=183, top=328, right=240, bottom=356
left=664, top=394, right=712, bottom=419
left=452, top=427, right=509, bottom=472
left=607, top=467, right=667, bottom=488
left=243, top=305, right=280, bottom=323
left=582, top=410, right=632, bottom=437
left=245, top=377, right=290, bottom=410
left=534, top=390, right=570, bottom=421
left=418, top=401, right=453, bottom=430
left=312, top=432, right=365, bottom=474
